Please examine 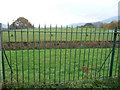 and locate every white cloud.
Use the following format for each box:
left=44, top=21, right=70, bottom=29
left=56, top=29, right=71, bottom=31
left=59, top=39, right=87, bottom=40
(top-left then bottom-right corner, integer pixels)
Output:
left=0, top=0, right=119, bottom=26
